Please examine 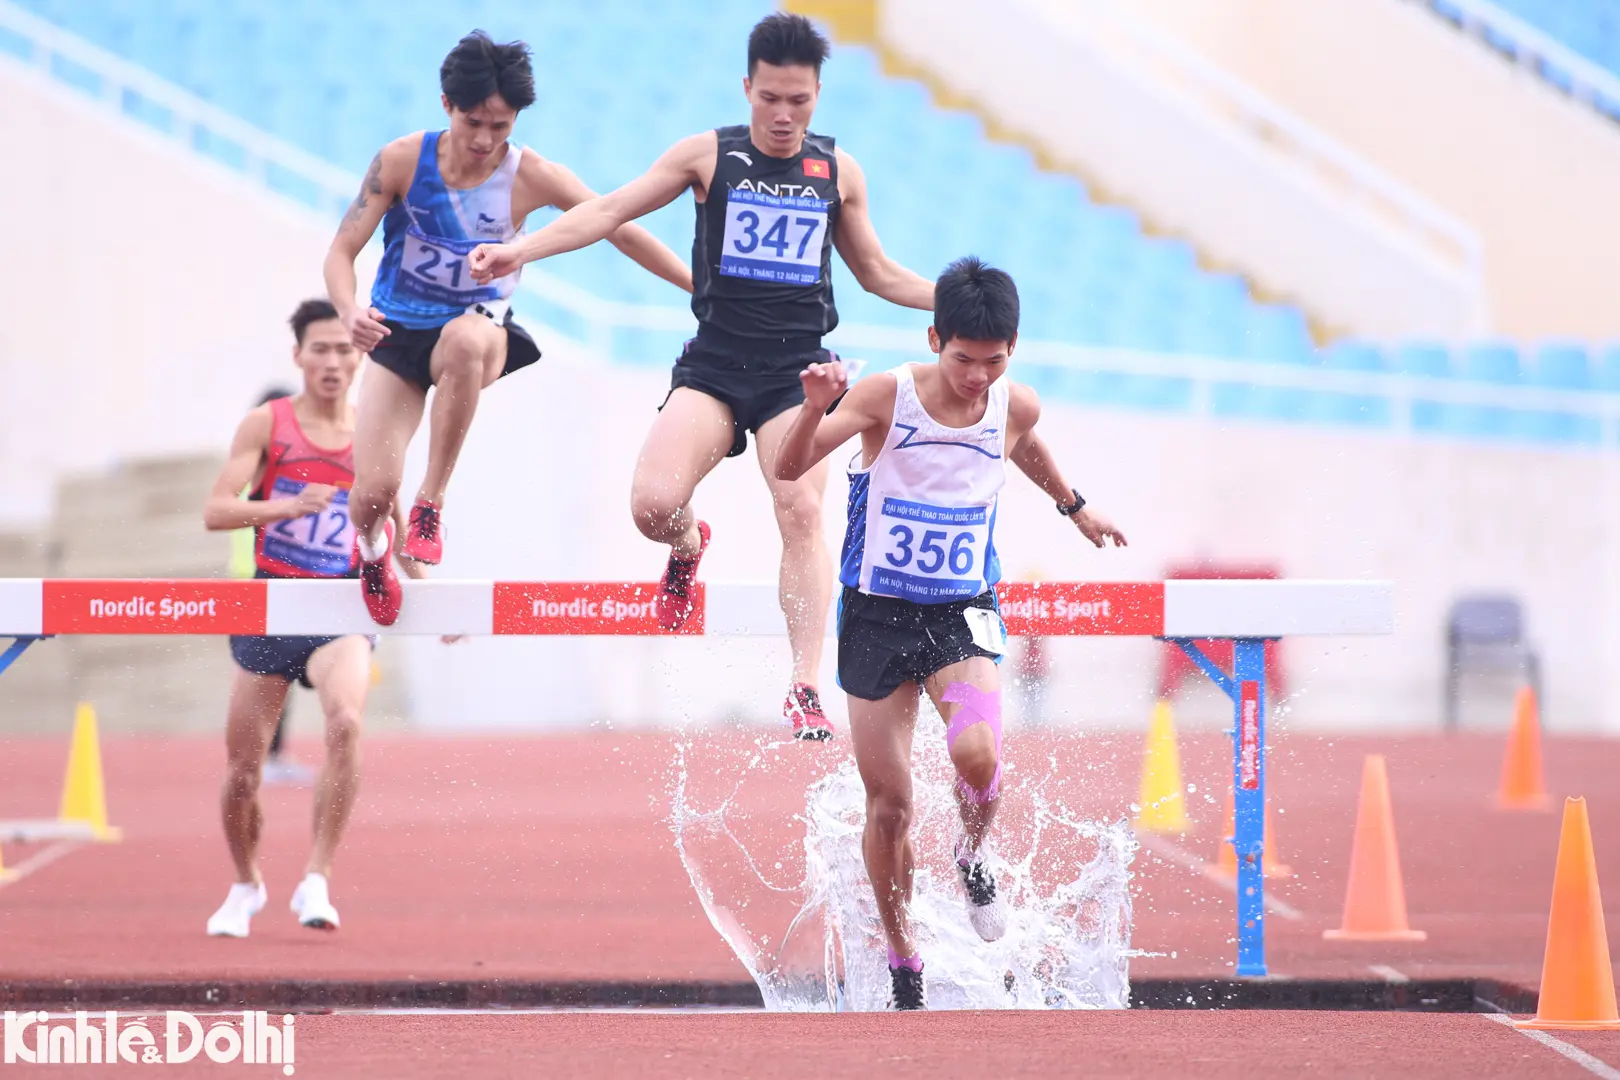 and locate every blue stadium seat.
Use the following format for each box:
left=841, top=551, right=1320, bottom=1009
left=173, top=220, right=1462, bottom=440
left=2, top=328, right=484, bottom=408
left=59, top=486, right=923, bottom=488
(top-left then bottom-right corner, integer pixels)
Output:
left=1597, top=345, right=1620, bottom=392
left=1394, top=342, right=1455, bottom=378
left=1455, top=0, right=1620, bottom=81
left=1462, top=341, right=1523, bottom=384
left=1531, top=342, right=1593, bottom=389
left=1240, top=305, right=1315, bottom=365
left=1322, top=340, right=1388, bottom=372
